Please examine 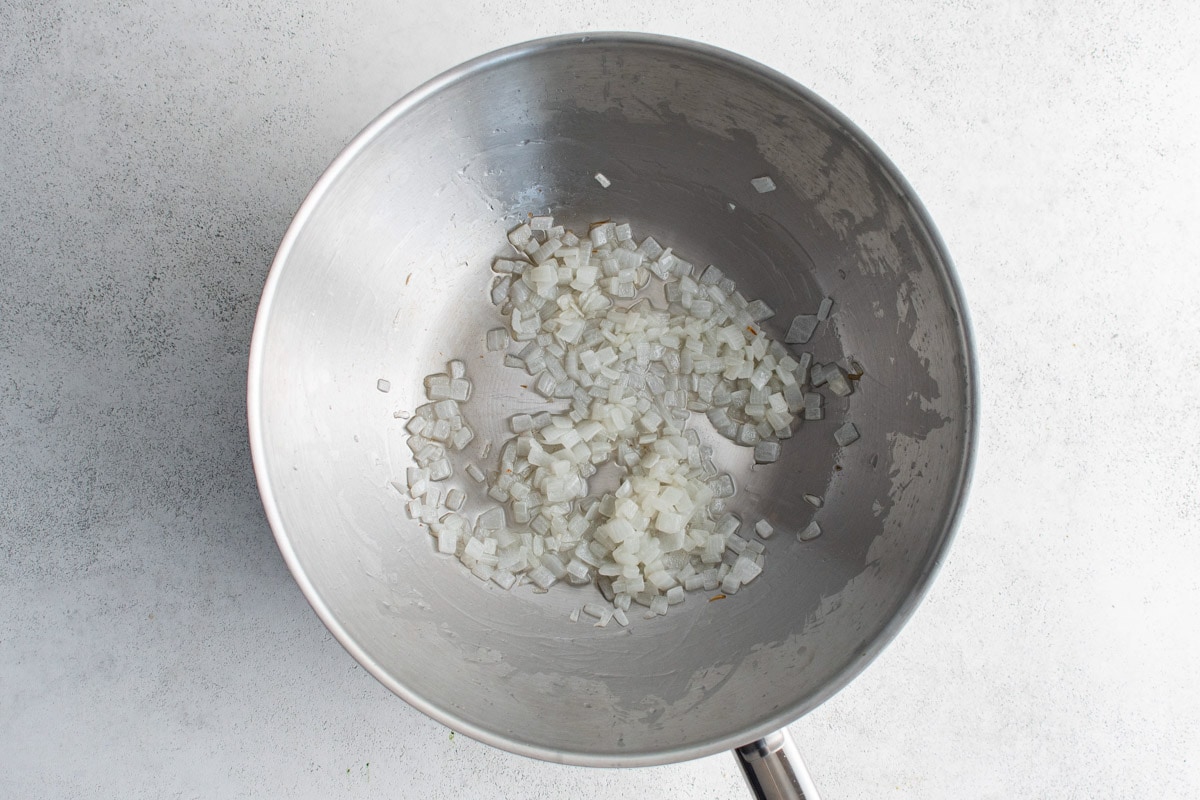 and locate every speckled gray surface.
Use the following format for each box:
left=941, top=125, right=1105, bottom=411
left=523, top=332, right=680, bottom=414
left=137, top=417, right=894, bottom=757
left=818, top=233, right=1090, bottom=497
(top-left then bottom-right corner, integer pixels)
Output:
left=2, top=1, right=1198, bottom=798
